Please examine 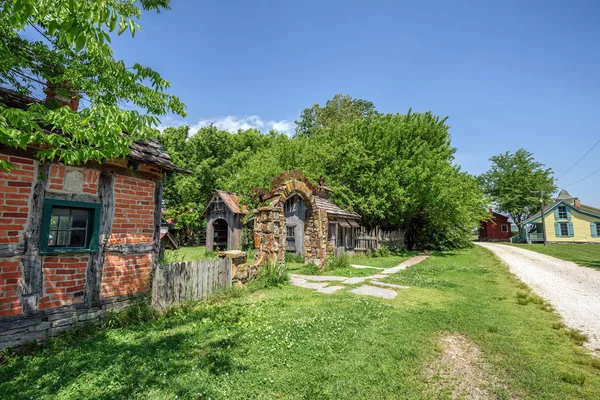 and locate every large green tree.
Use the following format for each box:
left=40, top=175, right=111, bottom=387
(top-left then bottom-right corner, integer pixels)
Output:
left=294, top=94, right=376, bottom=137
left=0, top=0, right=185, bottom=170
left=479, top=149, right=556, bottom=229
left=160, top=95, right=487, bottom=250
